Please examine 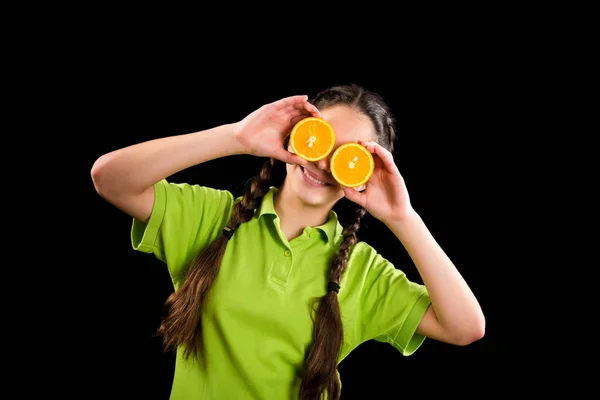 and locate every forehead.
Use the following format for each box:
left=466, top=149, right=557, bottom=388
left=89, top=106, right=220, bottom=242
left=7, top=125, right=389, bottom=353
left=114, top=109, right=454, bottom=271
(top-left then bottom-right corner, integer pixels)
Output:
left=321, top=105, right=376, bottom=143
